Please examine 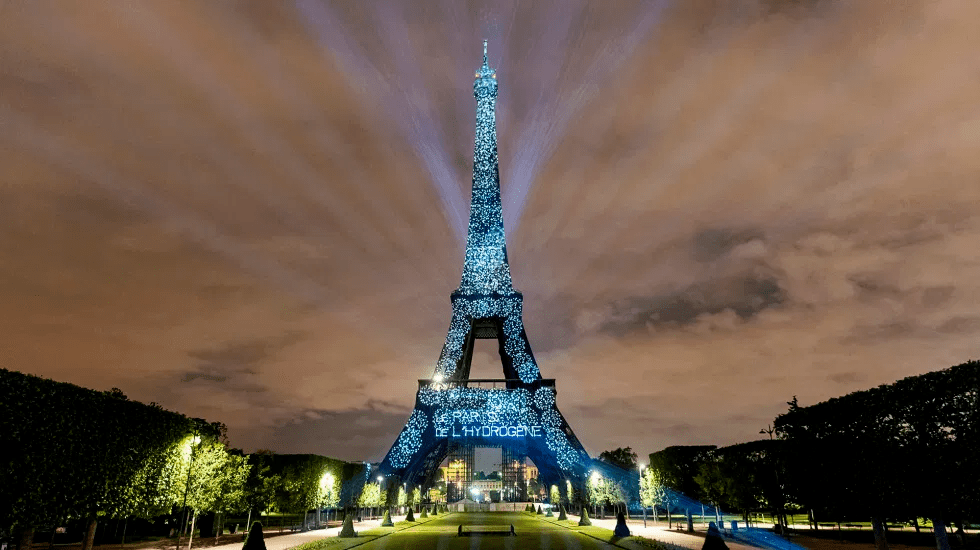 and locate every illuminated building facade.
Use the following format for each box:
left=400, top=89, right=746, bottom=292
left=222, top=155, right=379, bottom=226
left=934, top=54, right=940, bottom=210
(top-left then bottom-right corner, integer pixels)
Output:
left=469, top=478, right=502, bottom=501
left=377, top=42, right=635, bottom=506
